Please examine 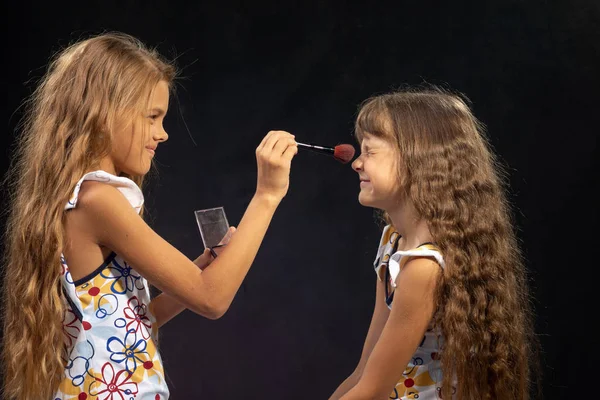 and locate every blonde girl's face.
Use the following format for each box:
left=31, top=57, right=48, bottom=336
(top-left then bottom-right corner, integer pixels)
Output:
left=351, top=133, right=401, bottom=210
left=107, top=80, right=170, bottom=176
